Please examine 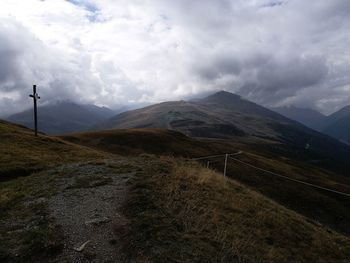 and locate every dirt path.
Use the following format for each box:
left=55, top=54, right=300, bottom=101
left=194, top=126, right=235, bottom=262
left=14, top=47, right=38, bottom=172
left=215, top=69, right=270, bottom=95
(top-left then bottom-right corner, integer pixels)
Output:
left=47, top=160, right=135, bottom=263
